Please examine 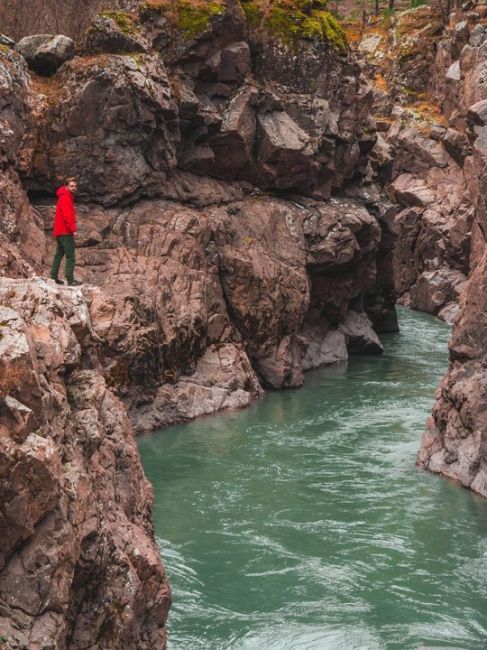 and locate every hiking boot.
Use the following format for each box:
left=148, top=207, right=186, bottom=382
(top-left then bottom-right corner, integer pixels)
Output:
left=51, top=277, right=64, bottom=285
left=67, top=280, right=83, bottom=287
